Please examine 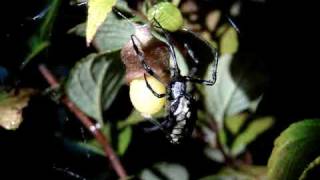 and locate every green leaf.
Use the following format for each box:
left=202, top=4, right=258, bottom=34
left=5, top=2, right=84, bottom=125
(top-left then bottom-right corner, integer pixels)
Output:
left=204, top=52, right=267, bottom=129
left=205, top=54, right=249, bottom=127
left=66, top=52, right=125, bottom=124
left=21, top=0, right=61, bottom=68
left=23, top=41, right=50, bottom=67
left=231, top=116, right=274, bottom=156
left=225, top=113, right=249, bottom=135
left=140, top=162, right=189, bottom=180
left=70, top=12, right=135, bottom=52
left=78, top=140, right=105, bottom=156
left=86, top=0, right=117, bottom=44
left=118, top=126, right=132, bottom=155
left=268, top=119, right=320, bottom=180
left=199, top=165, right=267, bottom=180
left=117, top=110, right=144, bottom=129
left=299, top=156, right=320, bottom=180
left=204, top=147, right=225, bottom=163
left=218, top=25, right=239, bottom=54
